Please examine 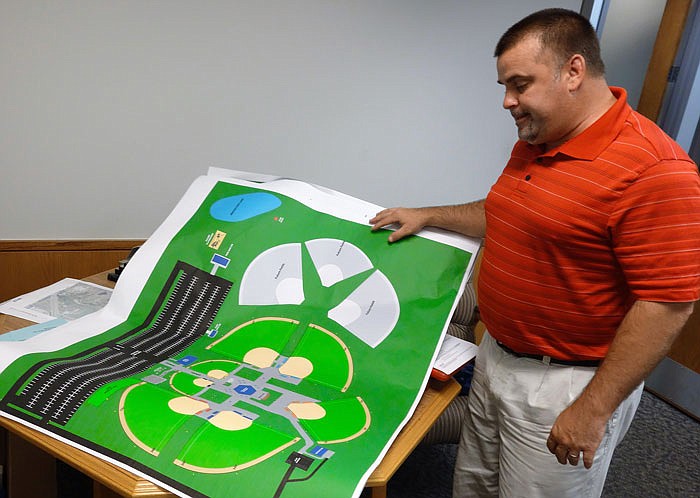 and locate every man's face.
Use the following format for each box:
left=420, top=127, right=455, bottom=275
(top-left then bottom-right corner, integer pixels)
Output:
left=496, top=35, right=572, bottom=147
